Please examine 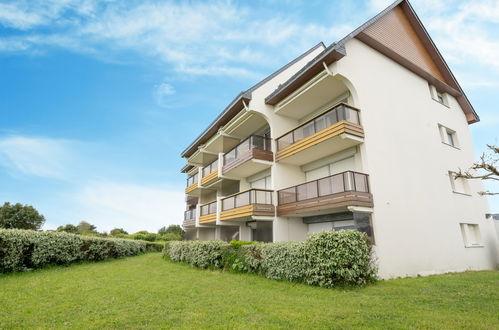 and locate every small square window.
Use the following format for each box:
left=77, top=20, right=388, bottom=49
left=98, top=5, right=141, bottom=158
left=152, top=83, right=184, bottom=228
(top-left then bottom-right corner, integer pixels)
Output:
left=438, top=125, right=459, bottom=148
left=448, top=171, right=470, bottom=195
left=429, top=84, right=449, bottom=106
left=460, top=223, right=482, bottom=247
